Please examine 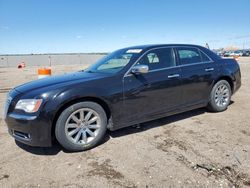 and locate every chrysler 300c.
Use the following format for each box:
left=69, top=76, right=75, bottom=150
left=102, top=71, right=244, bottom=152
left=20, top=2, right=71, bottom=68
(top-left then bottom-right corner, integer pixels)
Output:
left=4, top=44, right=241, bottom=151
